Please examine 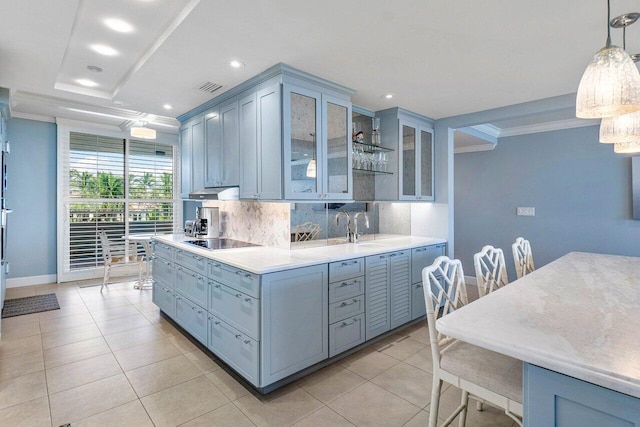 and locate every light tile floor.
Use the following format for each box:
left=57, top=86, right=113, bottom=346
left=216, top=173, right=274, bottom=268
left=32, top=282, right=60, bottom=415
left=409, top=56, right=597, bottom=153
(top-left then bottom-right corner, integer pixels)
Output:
left=0, top=278, right=519, bottom=427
